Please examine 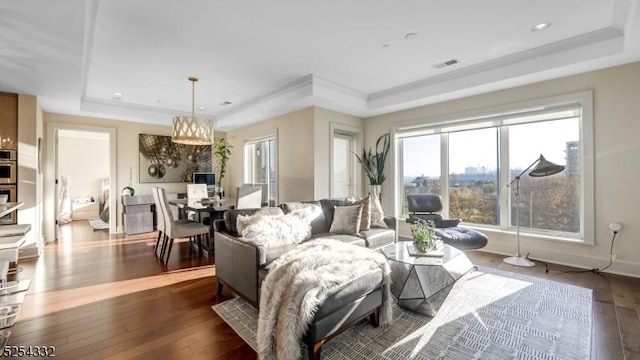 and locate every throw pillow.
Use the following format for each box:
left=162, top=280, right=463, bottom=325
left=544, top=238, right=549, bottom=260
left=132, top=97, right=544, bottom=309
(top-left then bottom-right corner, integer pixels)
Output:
left=369, top=191, right=388, bottom=228
left=329, top=204, right=363, bottom=235
left=345, top=195, right=371, bottom=231
left=279, top=201, right=327, bottom=234
left=236, top=214, right=282, bottom=236
left=236, top=213, right=312, bottom=248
